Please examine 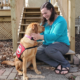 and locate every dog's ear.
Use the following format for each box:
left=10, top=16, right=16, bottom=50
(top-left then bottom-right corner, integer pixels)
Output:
left=32, top=24, right=38, bottom=33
